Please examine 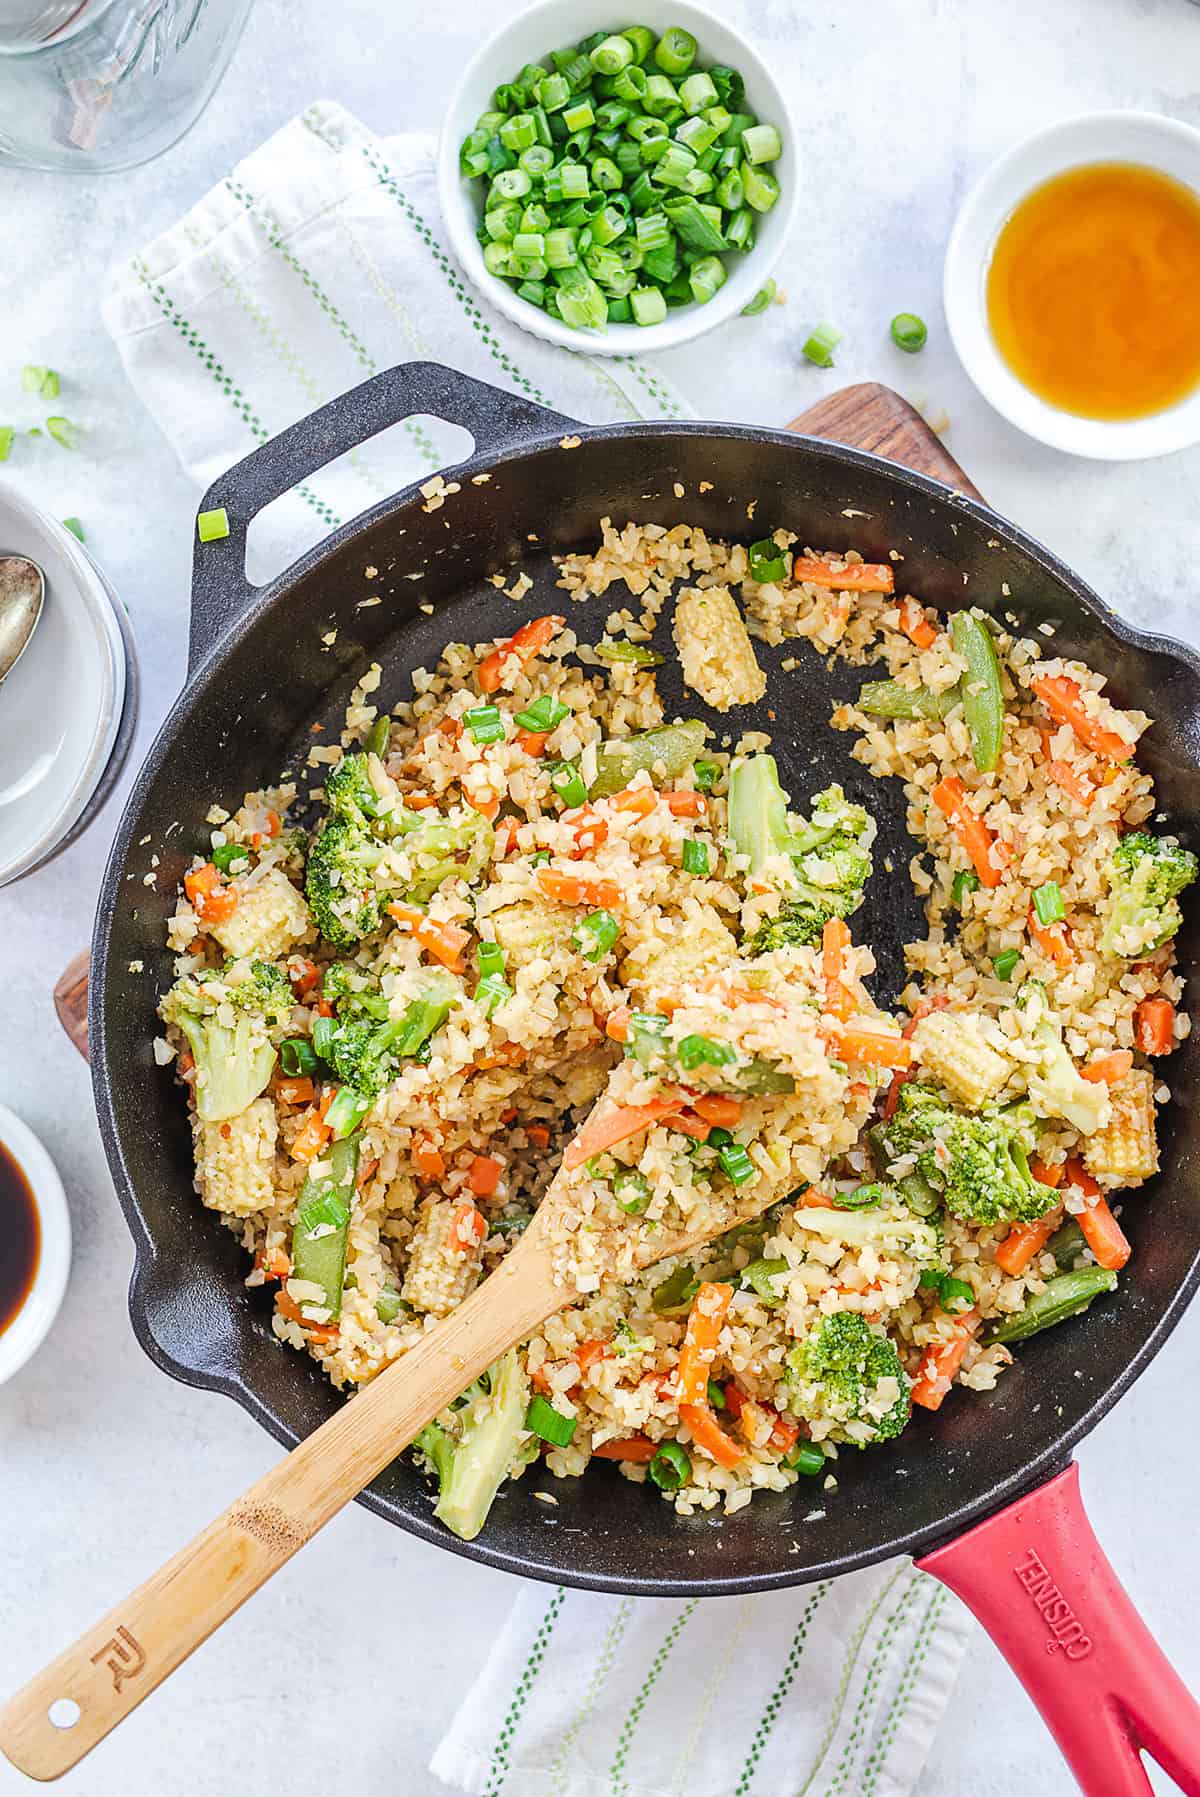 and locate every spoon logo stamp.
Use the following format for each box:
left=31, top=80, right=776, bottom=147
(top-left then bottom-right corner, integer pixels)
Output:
left=89, top=1626, right=145, bottom=1692
left=1014, top=1548, right=1092, bottom=1658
